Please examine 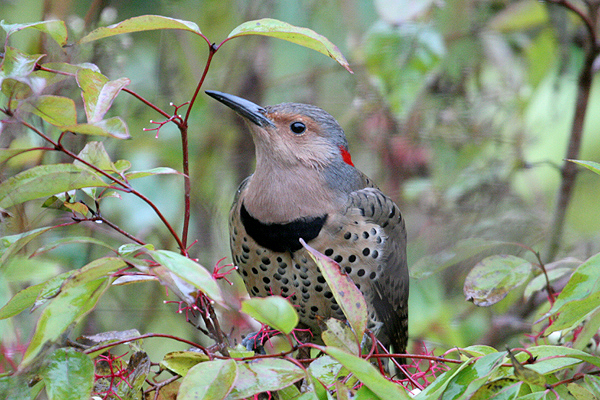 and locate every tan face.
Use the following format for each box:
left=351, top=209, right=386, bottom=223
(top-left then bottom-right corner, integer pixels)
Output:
left=250, top=110, right=337, bottom=169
